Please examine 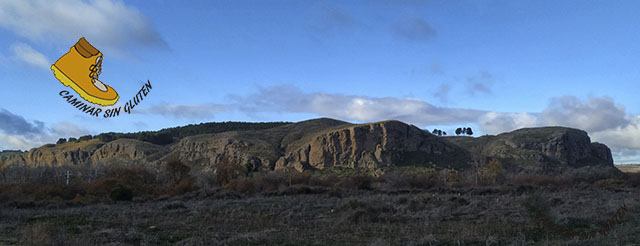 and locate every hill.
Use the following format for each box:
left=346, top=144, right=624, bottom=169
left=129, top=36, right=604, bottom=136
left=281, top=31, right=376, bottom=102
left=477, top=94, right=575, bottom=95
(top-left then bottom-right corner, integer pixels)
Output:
left=446, top=127, right=614, bottom=173
left=0, top=119, right=618, bottom=175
